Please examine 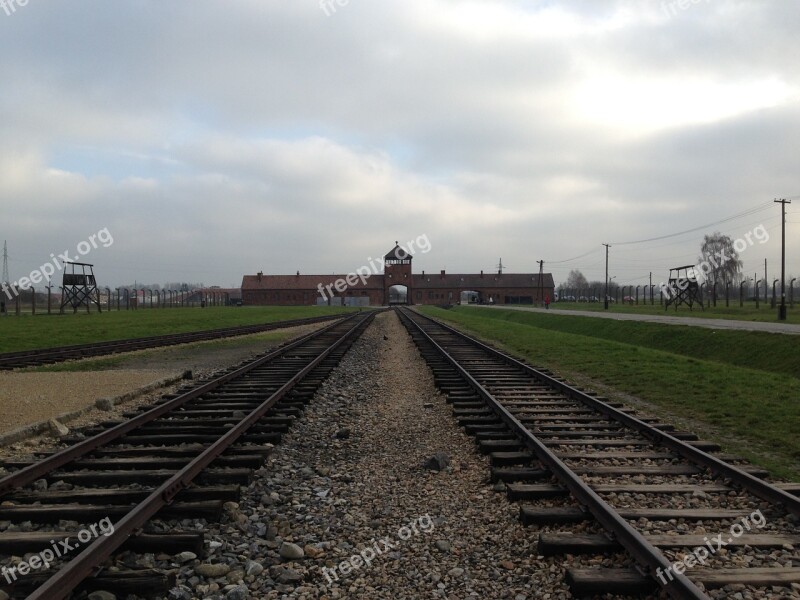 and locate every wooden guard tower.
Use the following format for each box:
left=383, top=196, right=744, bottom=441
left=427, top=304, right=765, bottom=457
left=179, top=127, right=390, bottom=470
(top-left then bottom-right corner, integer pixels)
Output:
left=664, top=265, right=704, bottom=311
left=60, top=262, right=102, bottom=313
